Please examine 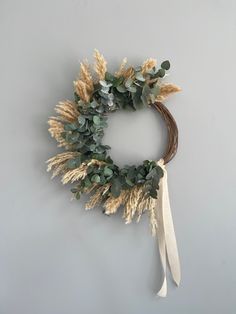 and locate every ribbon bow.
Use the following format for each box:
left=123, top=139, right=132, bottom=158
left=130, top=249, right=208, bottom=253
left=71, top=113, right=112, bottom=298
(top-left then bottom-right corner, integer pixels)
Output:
left=156, top=159, right=181, bottom=297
